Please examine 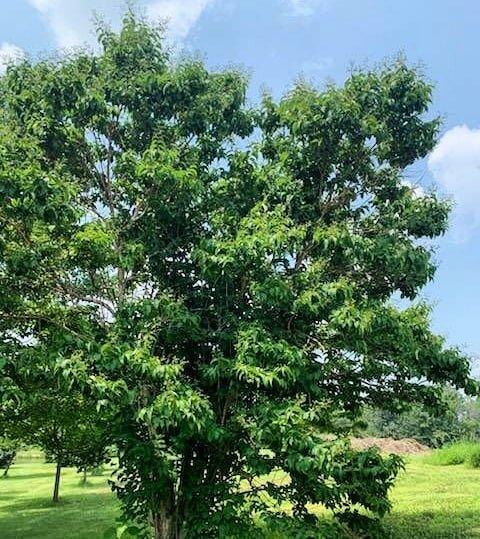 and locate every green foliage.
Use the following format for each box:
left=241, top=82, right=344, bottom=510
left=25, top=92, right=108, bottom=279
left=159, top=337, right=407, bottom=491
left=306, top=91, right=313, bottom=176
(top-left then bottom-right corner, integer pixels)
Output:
left=423, top=441, right=480, bottom=467
left=0, top=373, right=110, bottom=491
left=467, top=447, right=480, bottom=468
left=0, top=9, right=477, bottom=539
